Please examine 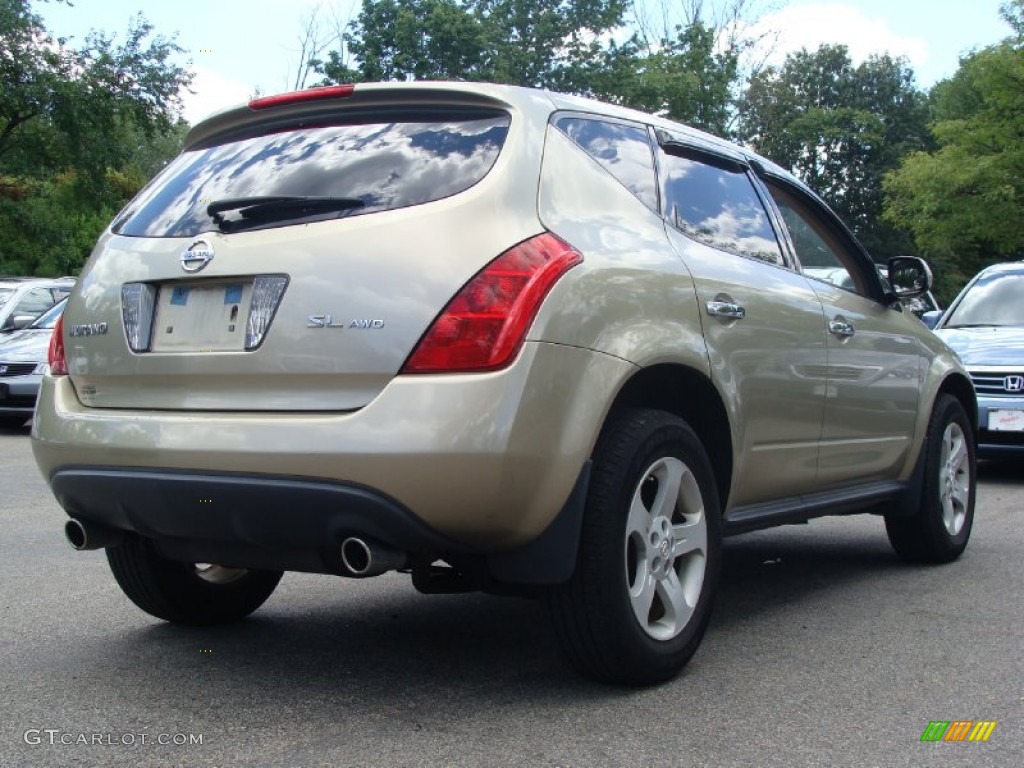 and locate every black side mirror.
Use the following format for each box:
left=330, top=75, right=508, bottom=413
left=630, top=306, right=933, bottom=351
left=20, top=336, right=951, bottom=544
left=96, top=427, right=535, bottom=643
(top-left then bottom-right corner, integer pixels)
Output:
left=887, top=256, right=933, bottom=300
